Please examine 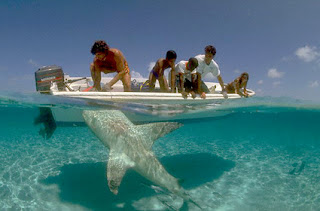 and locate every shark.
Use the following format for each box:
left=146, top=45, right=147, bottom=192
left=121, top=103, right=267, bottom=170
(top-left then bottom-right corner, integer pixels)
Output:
left=82, top=109, right=199, bottom=207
